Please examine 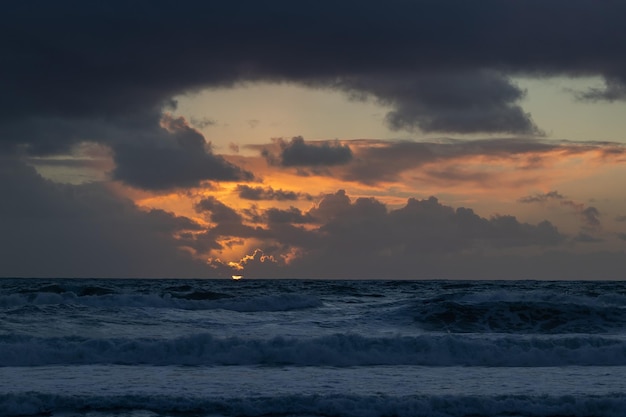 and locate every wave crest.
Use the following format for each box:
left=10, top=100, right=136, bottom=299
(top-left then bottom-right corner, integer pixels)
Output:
left=2, top=333, right=626, bottom=367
